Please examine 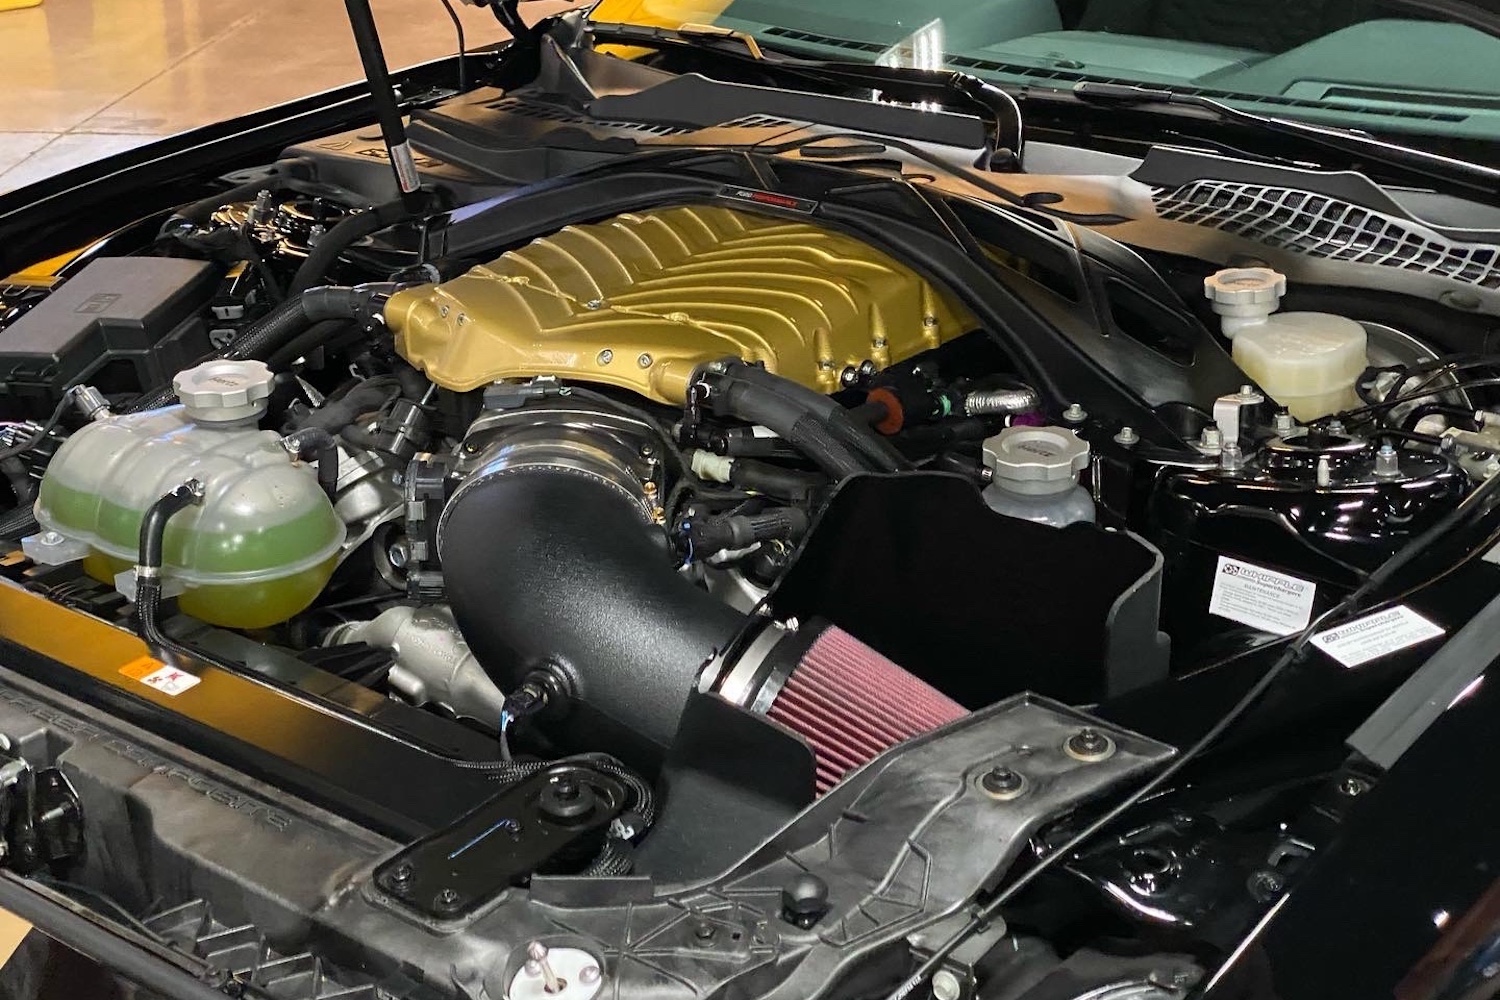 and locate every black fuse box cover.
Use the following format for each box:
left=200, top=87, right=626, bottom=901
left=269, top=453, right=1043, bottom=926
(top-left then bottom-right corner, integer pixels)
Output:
left=0, top=257, right=217, bottom=415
